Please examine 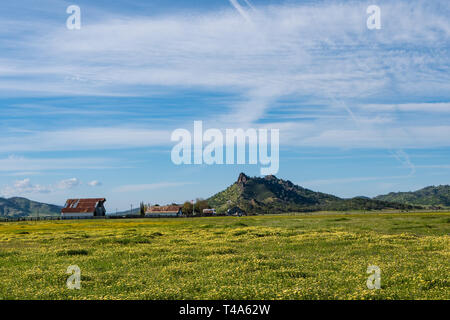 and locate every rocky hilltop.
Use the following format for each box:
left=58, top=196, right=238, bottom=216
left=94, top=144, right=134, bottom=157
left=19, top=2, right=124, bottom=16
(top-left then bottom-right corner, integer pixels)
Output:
left=208, top=173, right=418, bottom=214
